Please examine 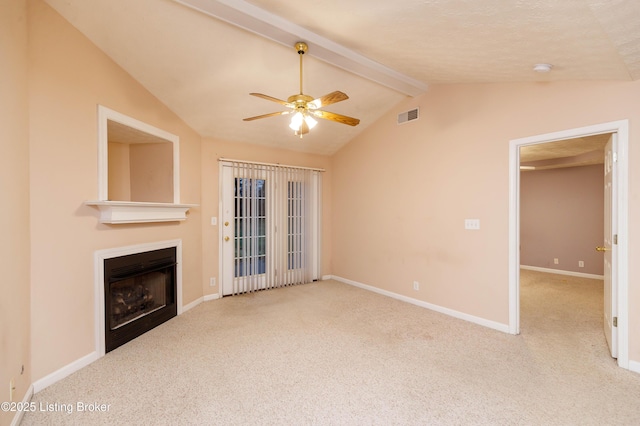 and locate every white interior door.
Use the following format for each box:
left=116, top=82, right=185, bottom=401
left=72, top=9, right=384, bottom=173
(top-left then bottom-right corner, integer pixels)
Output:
left=602, top=134, right=617, bottom=358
